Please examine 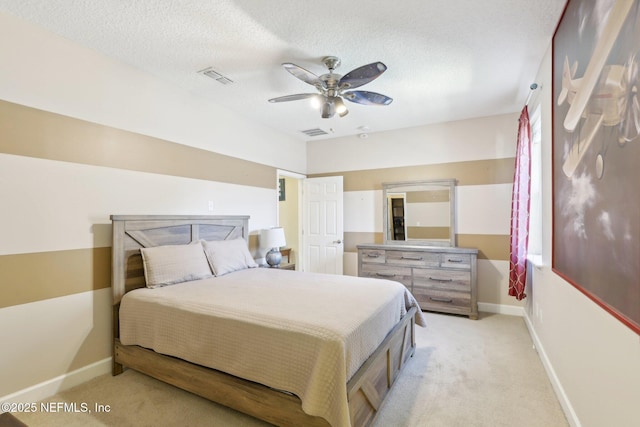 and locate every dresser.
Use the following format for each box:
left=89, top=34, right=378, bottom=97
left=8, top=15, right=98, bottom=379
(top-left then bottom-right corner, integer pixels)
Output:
left=357, top=244, right=478, bottom=319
